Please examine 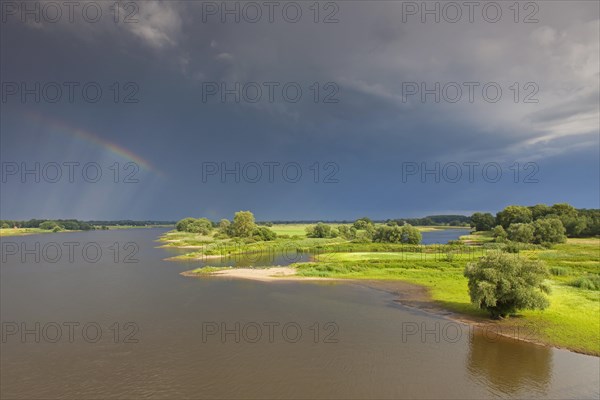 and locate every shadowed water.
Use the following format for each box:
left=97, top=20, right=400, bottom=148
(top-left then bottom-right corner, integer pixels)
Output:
left=1, top=229, right=598, bottom=399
